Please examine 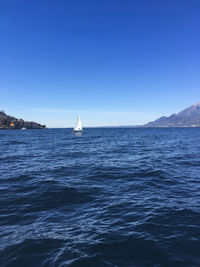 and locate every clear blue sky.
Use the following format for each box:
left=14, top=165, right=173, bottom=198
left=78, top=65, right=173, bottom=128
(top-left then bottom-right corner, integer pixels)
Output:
left=1, top=0, right=200, bottom=127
